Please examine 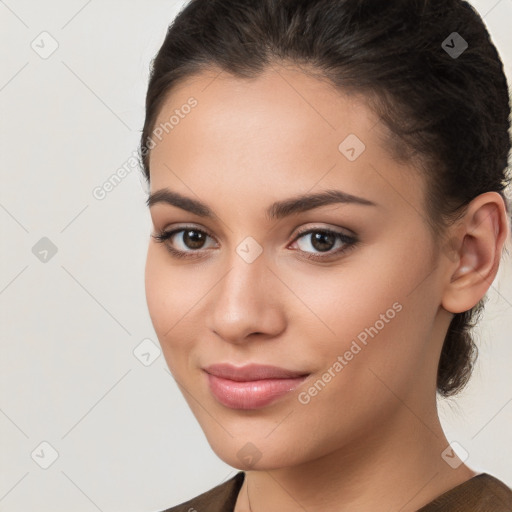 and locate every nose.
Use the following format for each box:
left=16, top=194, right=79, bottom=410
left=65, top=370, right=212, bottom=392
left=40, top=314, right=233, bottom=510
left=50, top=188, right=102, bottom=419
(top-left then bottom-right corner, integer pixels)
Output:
left=207, top=252, right=286, bottom=345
